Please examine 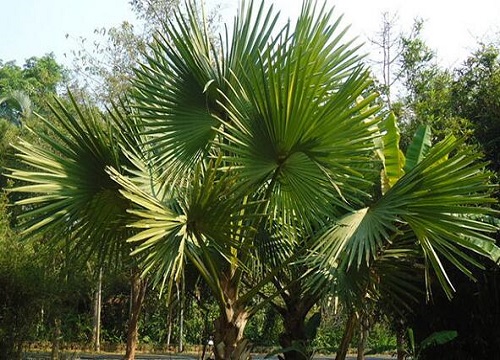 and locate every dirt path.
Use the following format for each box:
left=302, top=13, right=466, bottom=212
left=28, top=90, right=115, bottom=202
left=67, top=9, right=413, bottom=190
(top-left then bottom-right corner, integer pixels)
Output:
left=23, top=353, right=395, bottom=360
